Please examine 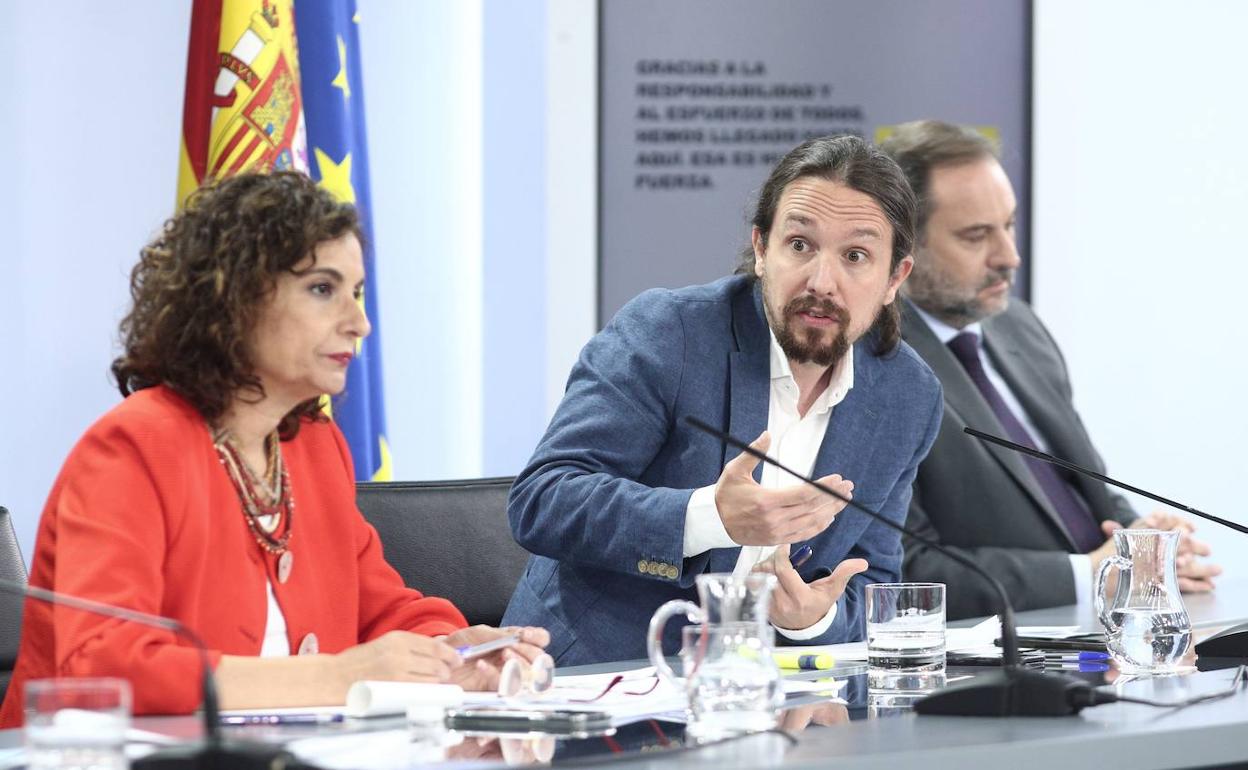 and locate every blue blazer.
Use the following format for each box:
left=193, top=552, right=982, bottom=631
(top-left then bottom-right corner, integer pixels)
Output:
left=502, top=275, right=943, bottom=665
